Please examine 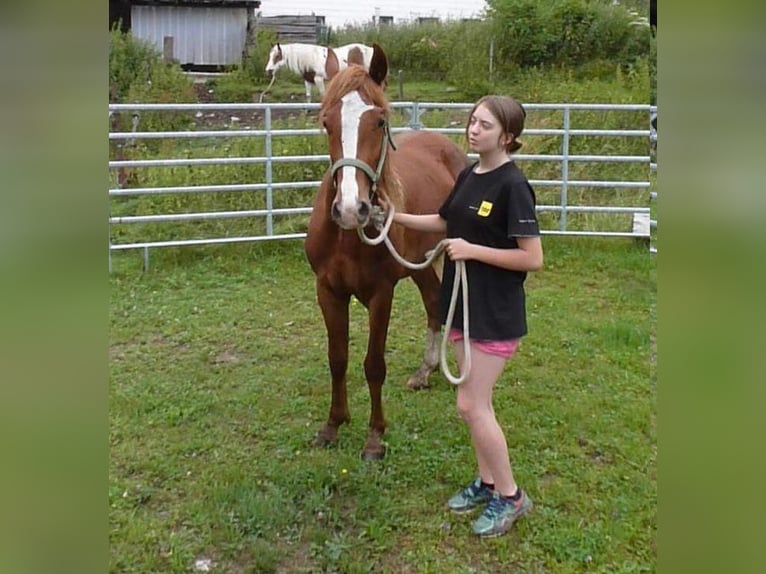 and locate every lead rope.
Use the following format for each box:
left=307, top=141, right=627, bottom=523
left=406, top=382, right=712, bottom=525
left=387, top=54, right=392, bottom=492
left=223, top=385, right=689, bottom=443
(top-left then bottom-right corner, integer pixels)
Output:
left=258, top=74, right=277, bottom=103
left=357, top=206, right=471, bottom=385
